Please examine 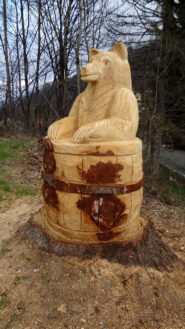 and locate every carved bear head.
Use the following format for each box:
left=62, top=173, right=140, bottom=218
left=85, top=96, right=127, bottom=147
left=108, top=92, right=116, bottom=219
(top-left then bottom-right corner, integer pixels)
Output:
left=81, top=42, right=132, bottom=90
